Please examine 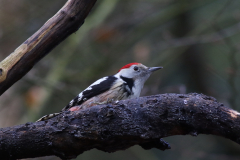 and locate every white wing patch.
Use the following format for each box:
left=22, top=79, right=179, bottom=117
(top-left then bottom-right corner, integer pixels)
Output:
left=84, top=77, right=108, bottom=91
left=78, top=92, right=83, bottom=102
left=76, top=77, right=108, bottom=103
left=69, top=99, right=74, bottom=106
